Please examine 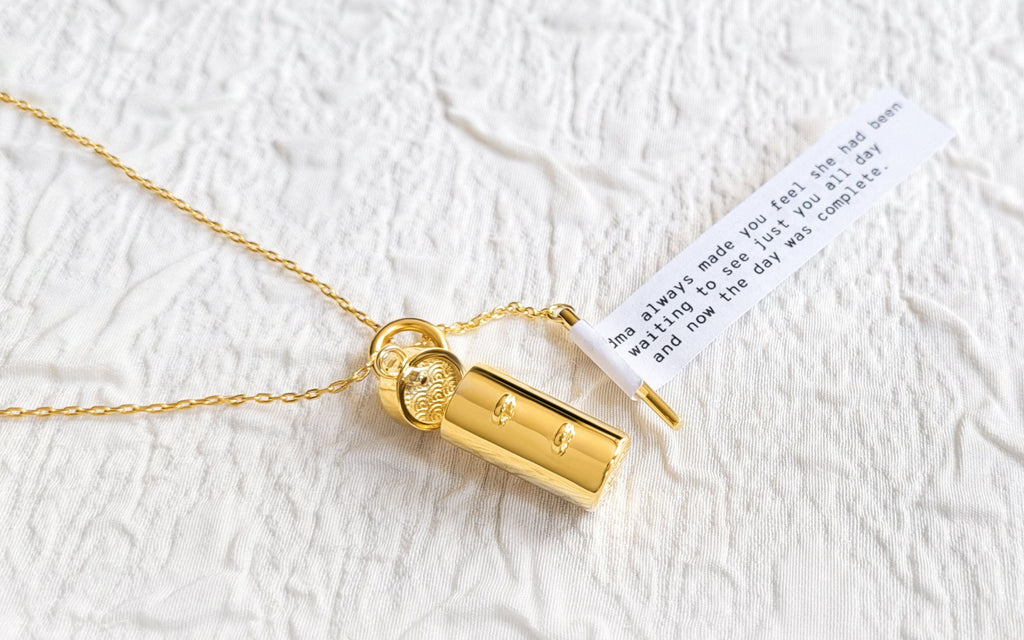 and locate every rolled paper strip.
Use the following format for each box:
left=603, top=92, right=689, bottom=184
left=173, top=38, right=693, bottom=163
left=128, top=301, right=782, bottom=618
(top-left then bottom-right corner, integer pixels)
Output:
left=558, top=307, right=681, bottom=430
left=567, top=318, right=643, bottom=398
